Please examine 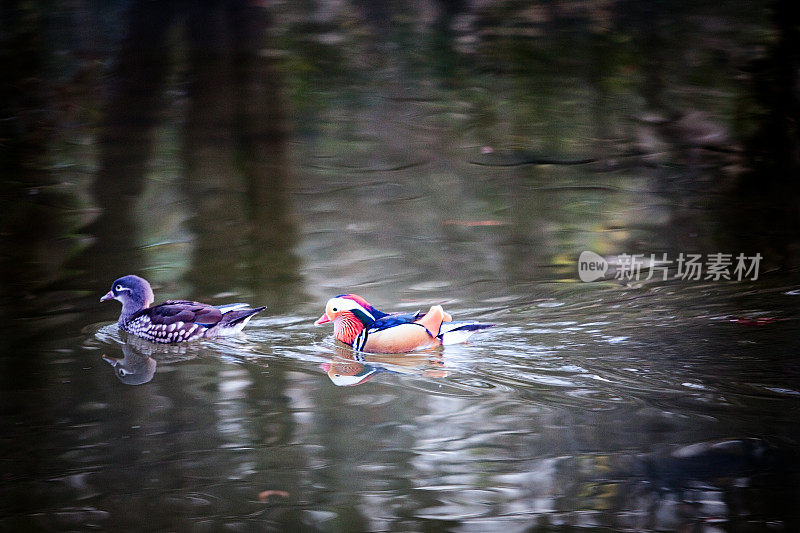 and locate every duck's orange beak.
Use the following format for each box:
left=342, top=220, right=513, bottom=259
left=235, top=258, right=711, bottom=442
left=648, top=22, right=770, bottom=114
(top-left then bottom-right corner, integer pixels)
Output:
left=100, top=291, right=114, bottom=302
left=314, top=312, right=331, bottom=325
